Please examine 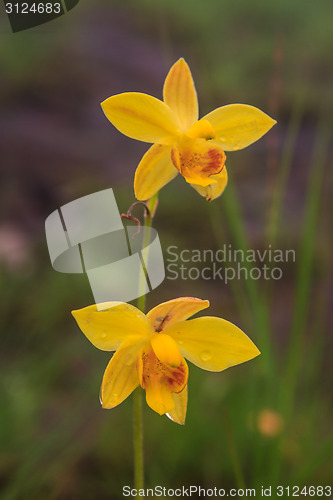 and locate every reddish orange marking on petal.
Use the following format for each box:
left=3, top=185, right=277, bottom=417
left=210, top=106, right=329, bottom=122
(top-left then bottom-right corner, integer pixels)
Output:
left=147, top=297, right=210, bottom=333
left=171, top=139, right=226, bottom=183
left=201, top=148, right=225, bottom=175
left=137, top=346, right=188, bottom=394
left=154, top=314, right=171, bottom=333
